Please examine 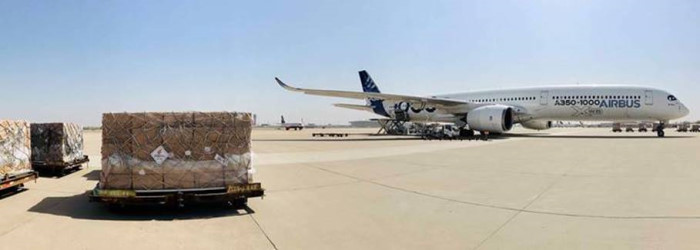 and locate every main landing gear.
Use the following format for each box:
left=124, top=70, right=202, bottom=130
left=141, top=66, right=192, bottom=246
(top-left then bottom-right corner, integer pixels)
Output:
left=656, top=122, right=665, bottom=137
left=459, top=128, right=475, bottom=137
